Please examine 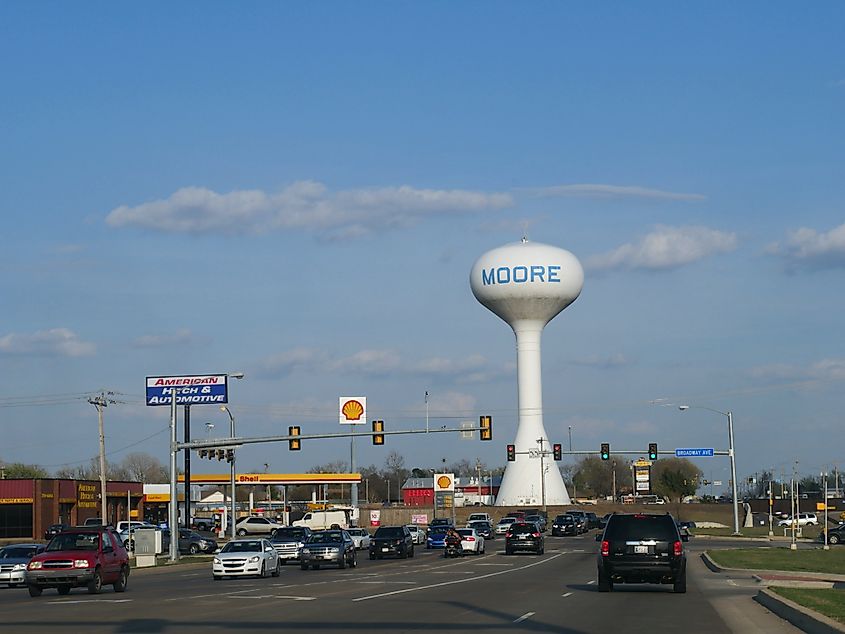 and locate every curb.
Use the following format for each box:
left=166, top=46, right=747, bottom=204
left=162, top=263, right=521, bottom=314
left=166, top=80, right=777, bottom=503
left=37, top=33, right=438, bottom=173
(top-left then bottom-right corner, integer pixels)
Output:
left=755, top=588, right=845, bottom=634
left=701, top=552, right=845, bottom=584
left=130, top=559, right=211, bottom=575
